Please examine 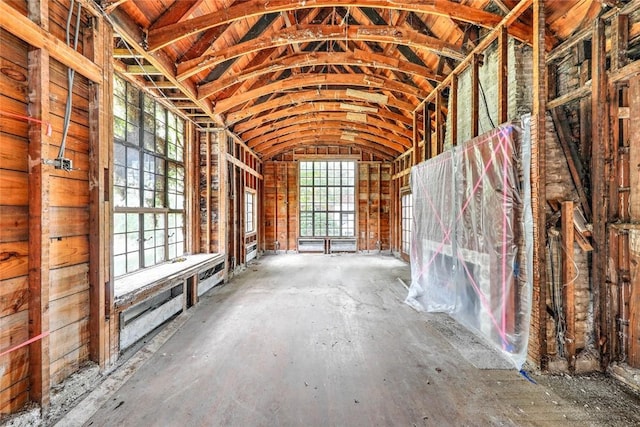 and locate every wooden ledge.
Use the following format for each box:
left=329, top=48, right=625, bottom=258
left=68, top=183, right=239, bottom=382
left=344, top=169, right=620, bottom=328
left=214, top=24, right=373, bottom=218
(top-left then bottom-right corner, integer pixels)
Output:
left=114, top=253, right=224, bottom=309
